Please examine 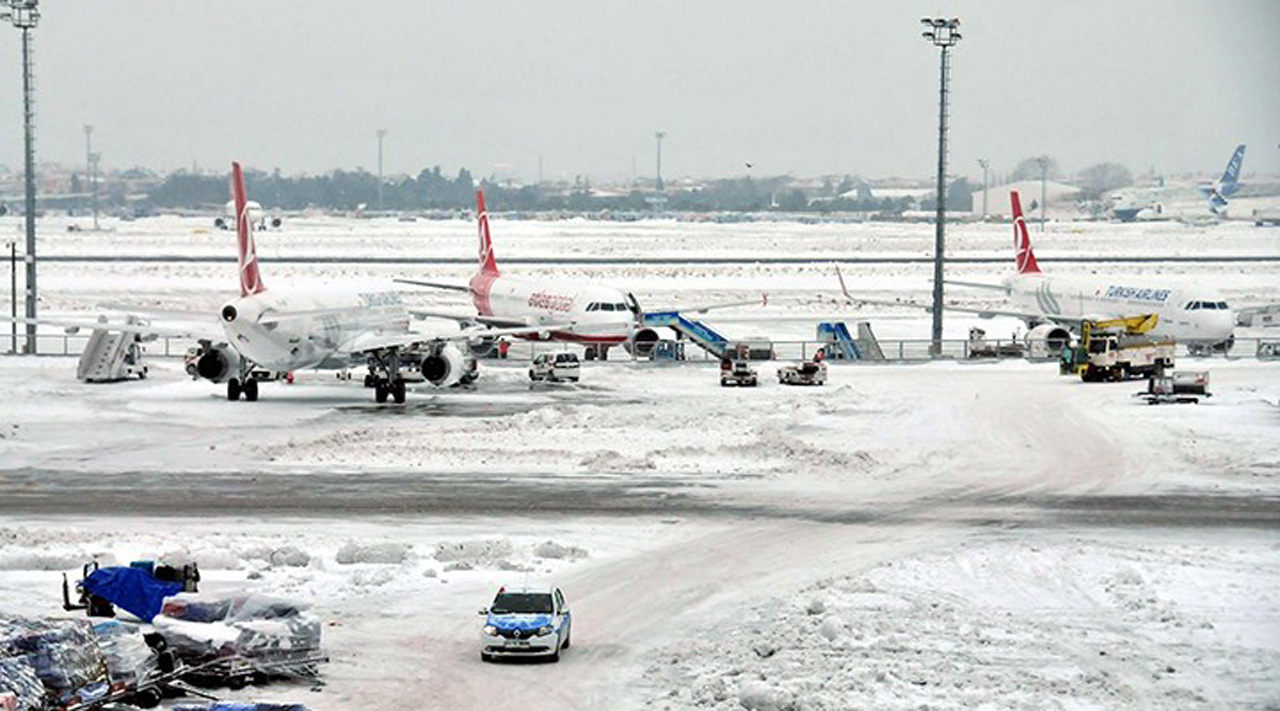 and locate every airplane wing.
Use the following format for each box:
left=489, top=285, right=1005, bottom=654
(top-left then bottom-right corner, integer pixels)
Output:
left=943, top=279, right=1010, bottom=293
left=407, top=310, right=527, bottom=329
left=0, top=315, right=220, bottom=342
left=97, top=302, right=214, bottom=322
left=643, top=294, right=769, bottom=314
left=840, top=296, right=1059, bottom=323
left=338, top=321, right=576, bottom=355
left=394, top=278, right=470, bottom=293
